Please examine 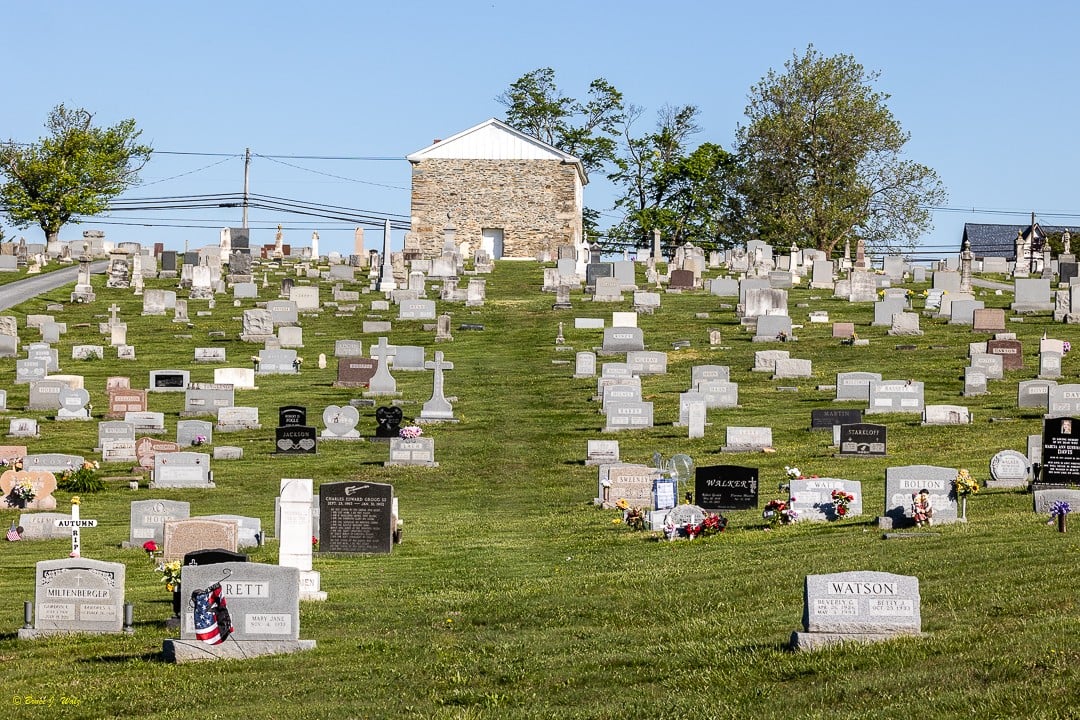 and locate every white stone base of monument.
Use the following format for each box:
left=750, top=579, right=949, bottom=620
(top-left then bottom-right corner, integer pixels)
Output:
left=319, top=430, right=363, bottom=441
left=163, top=638, right=316, bottom=663
left=56, top=410, right=91, bottom=421
left=240, top=334, right=275, bottom=343
left=363, top=391, right=401, bottom=398
left=384, top=459, right=438, bottom=467
left=71, top=291, right=96, bottom=304
left=20, top=627, right=132, bottom=639
left=984, top=478, right=1030, bottom=489
left=790, top=630, right=922, bottom=651
left=299, top=570, right=327, bottom=602
left=415, top=416, right=459, bottom=424
left=752, top=335, right=798, bottom=342
left=149, top=481, right=216, bottom=490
